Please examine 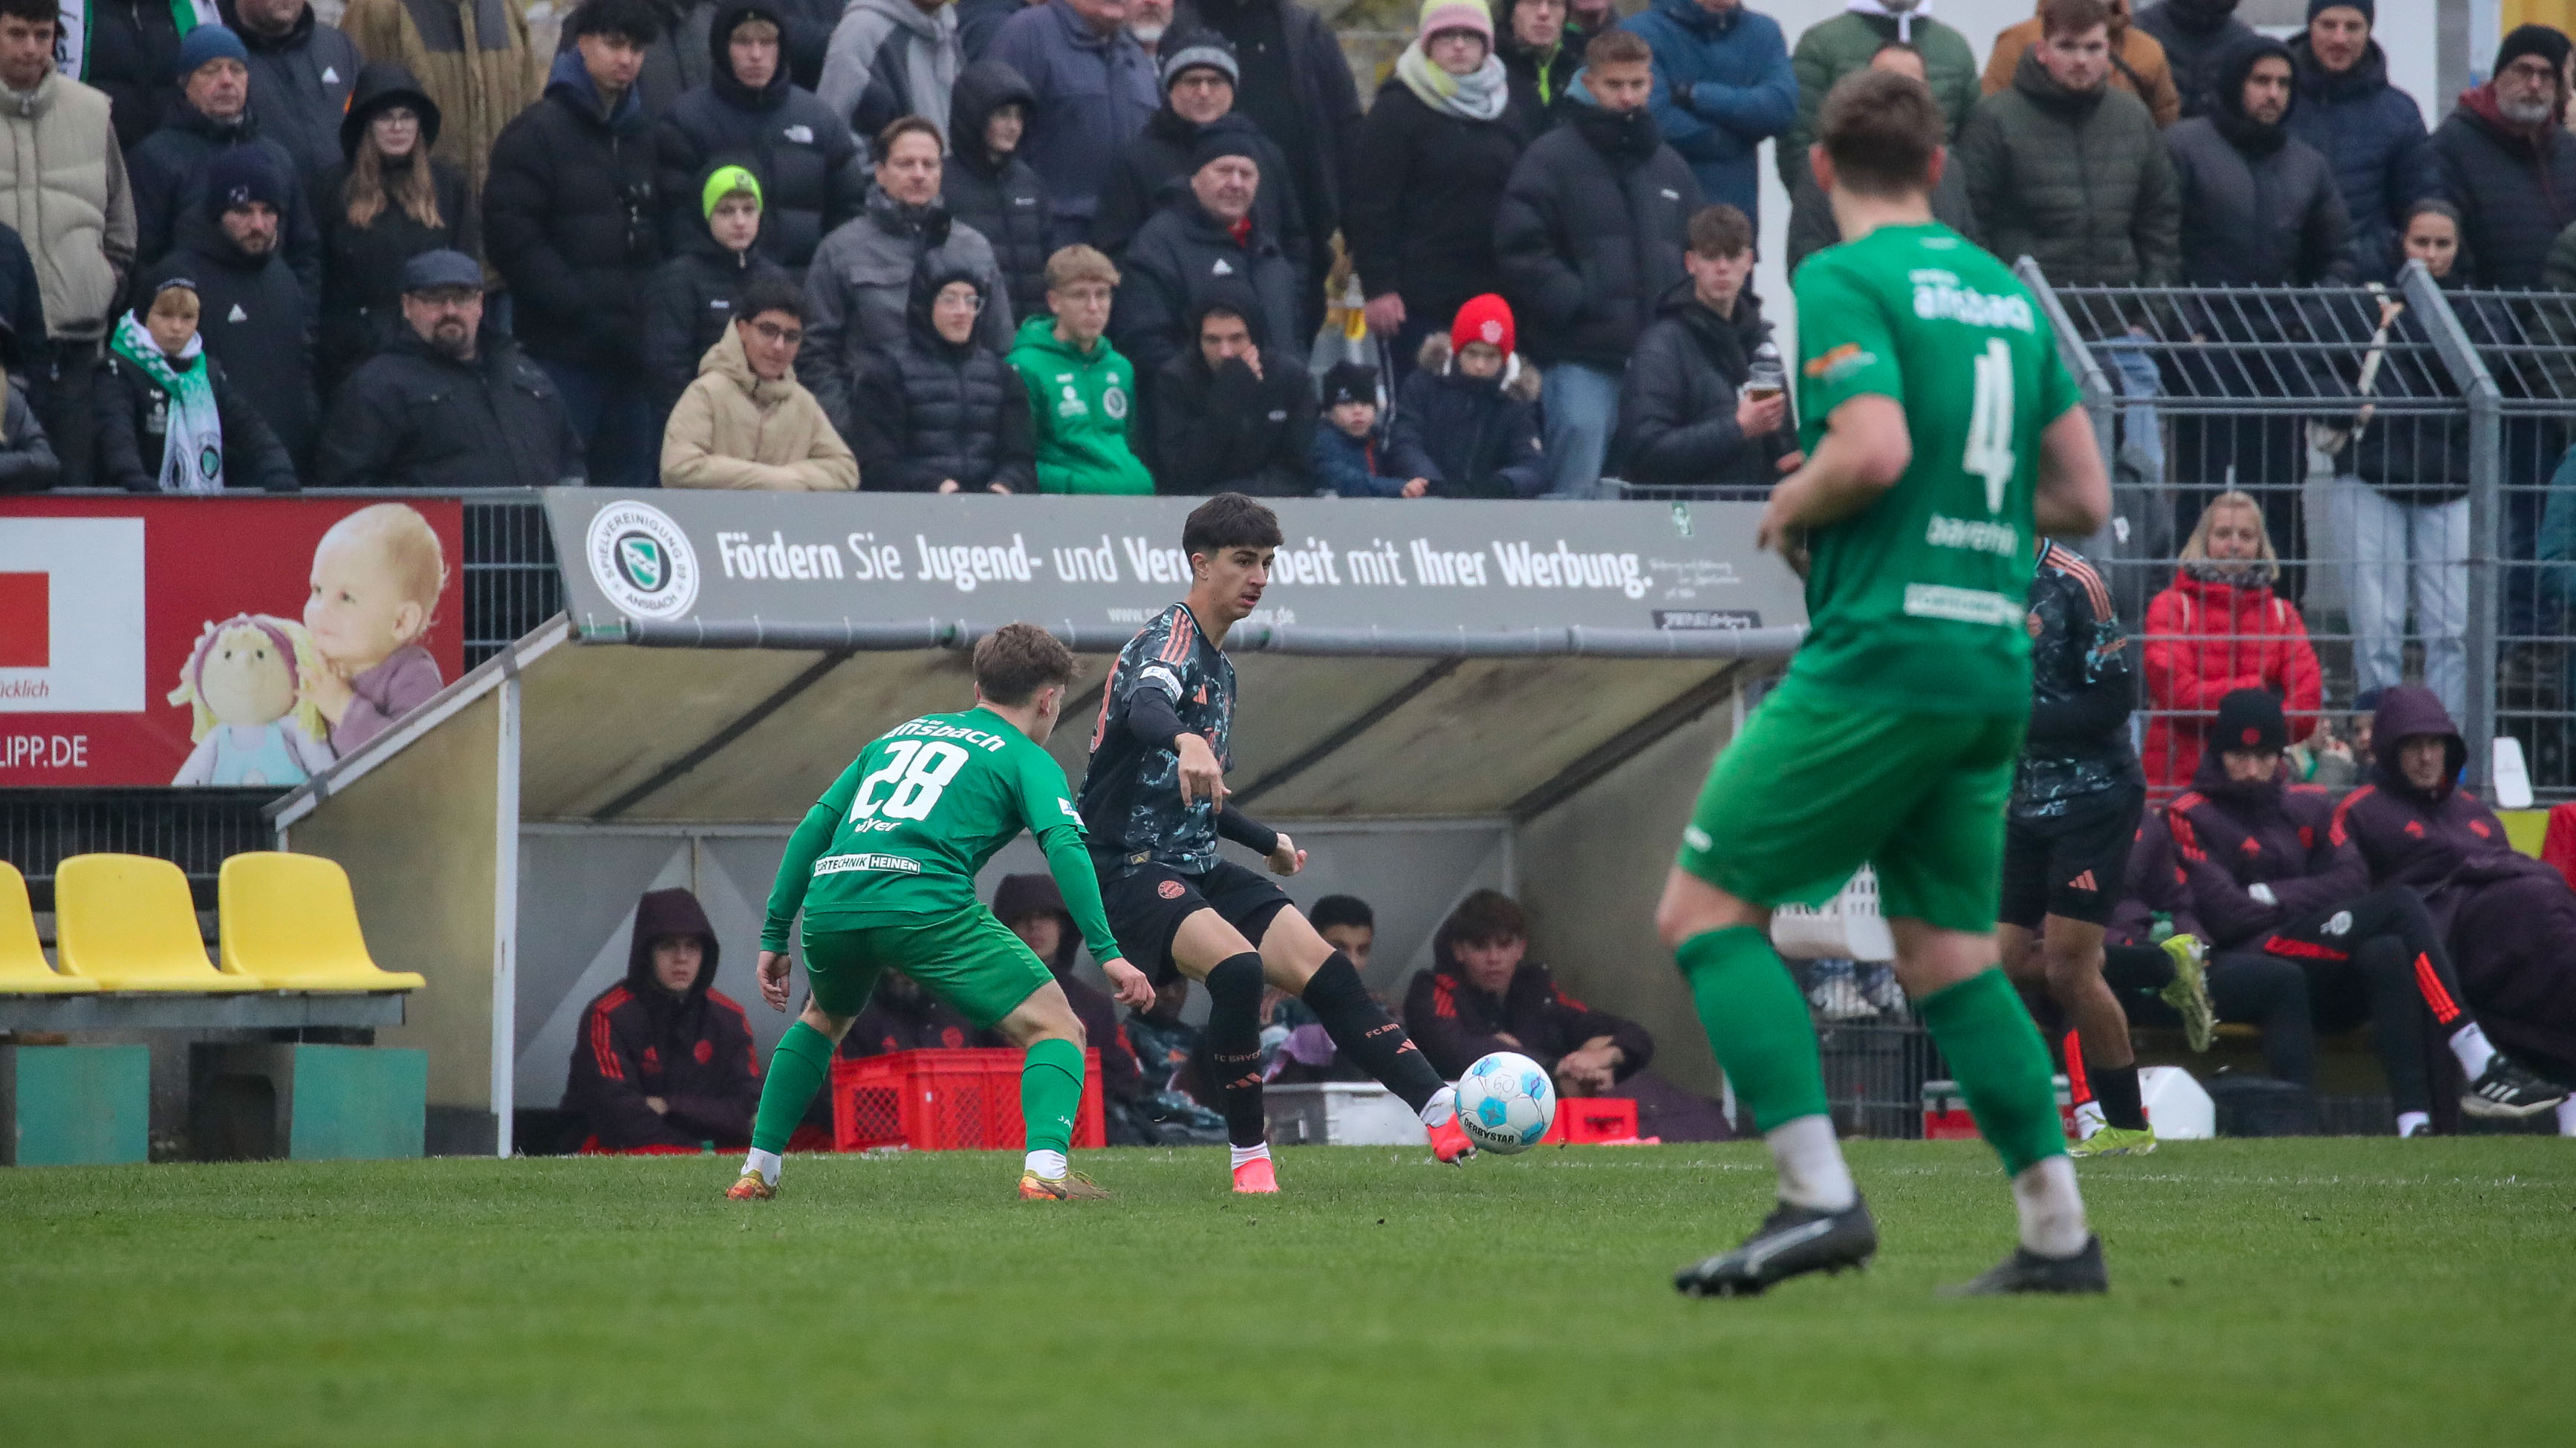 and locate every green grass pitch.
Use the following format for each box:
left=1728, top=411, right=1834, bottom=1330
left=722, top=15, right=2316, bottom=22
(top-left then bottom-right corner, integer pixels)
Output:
left=4, top=1138, right=2569, bottom=1446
